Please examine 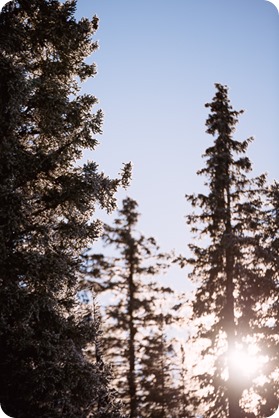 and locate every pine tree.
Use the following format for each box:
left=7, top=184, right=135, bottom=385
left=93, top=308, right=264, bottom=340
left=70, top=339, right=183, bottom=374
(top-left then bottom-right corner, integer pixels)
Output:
left=186, top=84, right=273, bottom=417
left=83, top=197, right=179, bottom=418
left=0, top=1, right=130, bottom=417
left=176, top=344, right=196, bottom=418
left=138, top=313, right=192, bottom=418
left=80, top=297, right=125, bottom=418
